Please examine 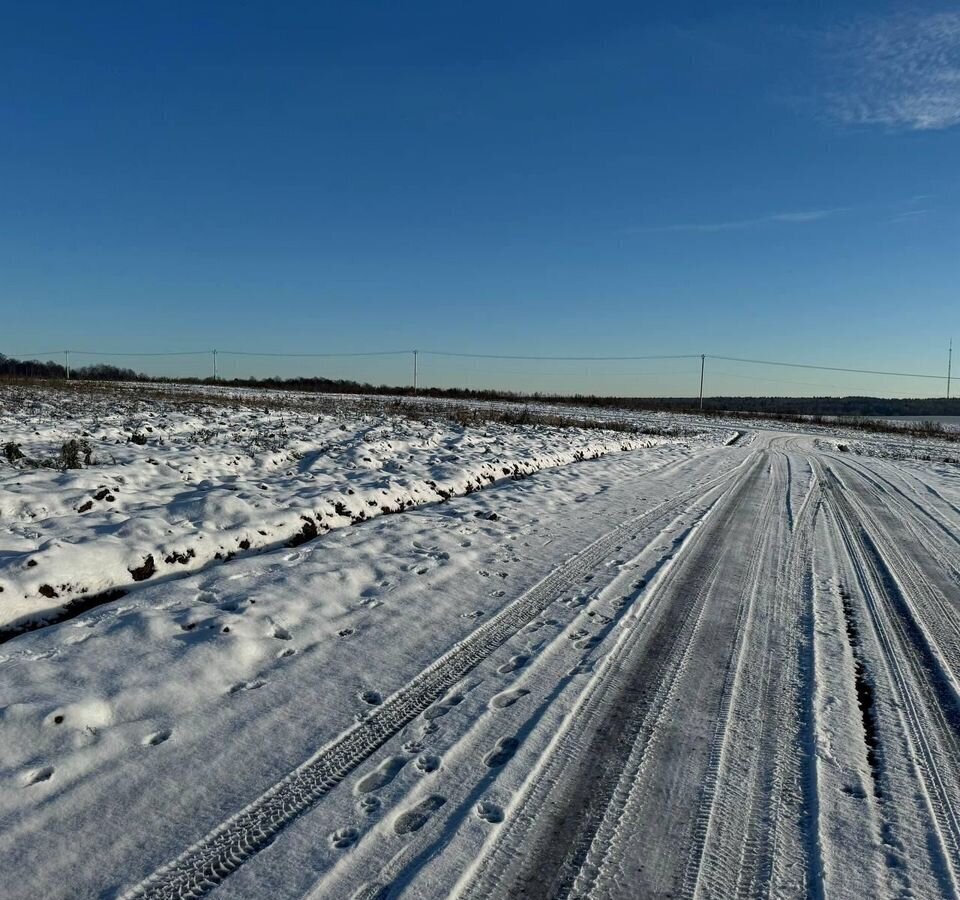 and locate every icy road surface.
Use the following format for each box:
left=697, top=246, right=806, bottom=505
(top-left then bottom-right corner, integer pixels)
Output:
left=2, top=427, right=960, bottom=899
